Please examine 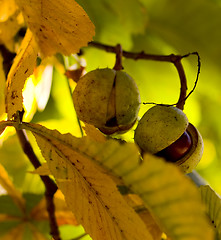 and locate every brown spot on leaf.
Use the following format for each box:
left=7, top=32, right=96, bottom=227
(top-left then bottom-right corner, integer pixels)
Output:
left=11, top=91, right=18, bottom=99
